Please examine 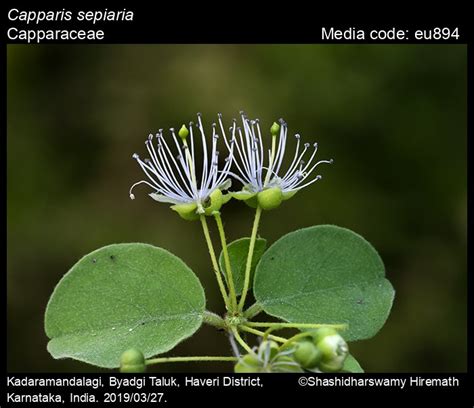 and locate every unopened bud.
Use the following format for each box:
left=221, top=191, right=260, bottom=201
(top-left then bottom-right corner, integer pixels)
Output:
left=119, top=349, right=146, bottom=373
